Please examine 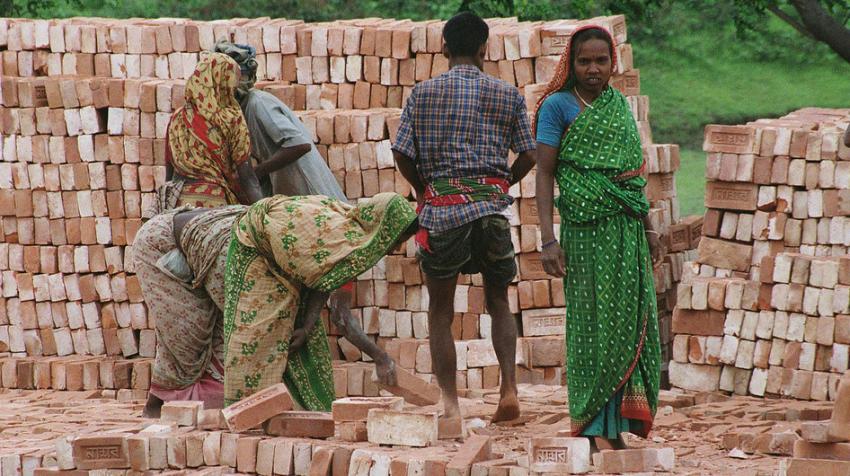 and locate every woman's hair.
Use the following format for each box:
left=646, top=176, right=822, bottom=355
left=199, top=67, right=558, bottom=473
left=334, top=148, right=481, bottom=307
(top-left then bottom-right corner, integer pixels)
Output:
left=532, top=26, right=617, bottom=135
left=443, top=12, right=489, bottom=57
